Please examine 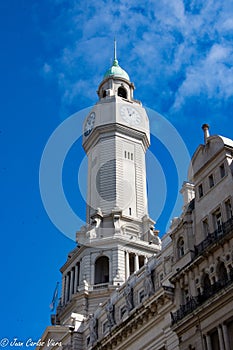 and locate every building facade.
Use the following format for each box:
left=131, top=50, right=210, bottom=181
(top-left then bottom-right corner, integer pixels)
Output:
left=37, top=50, right=233, bottom=350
